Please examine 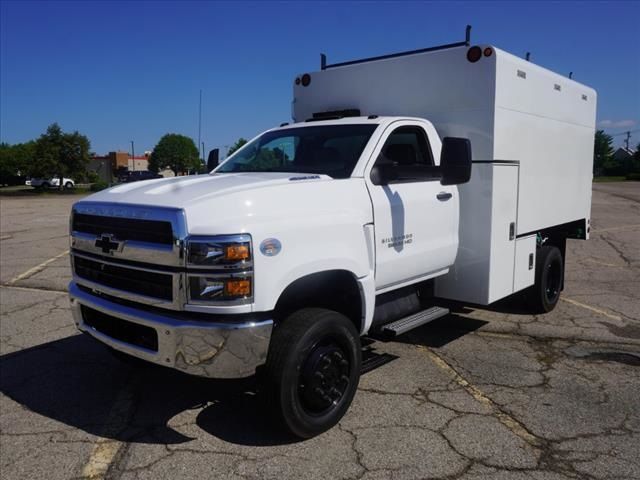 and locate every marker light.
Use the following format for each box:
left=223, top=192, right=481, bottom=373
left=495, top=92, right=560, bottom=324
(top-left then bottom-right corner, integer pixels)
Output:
left=301, top=73, right=311, bottom=87
left=467, top=46, right=482, bottom=63
left=483, top=47, right=493, bottom=57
